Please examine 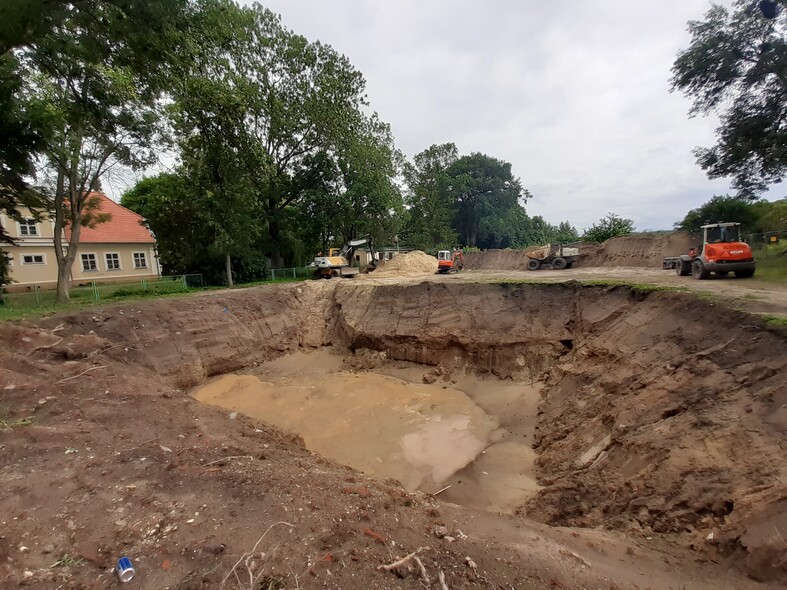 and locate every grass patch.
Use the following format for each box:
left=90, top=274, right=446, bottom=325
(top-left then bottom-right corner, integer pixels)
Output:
left=0, top=413, right=35, bottom=432
left=51, top=554, right=86, bottom=568
left=581, top=280, right=689, bottom=294
left=752, top=244, right=787, bottom=283
left=762, top=314, right=787, bottom=327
